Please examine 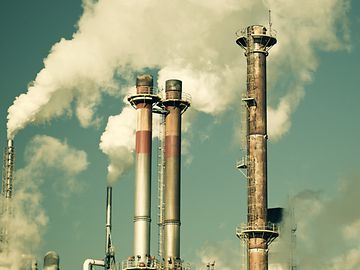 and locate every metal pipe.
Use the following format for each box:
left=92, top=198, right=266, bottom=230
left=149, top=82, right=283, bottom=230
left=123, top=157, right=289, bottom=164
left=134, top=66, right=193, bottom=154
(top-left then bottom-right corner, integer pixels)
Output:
left=236, top=25, right=278, bottom=270
left=2, top=139, right=15, bottom=199
left=0, top=139, right=15, bottom=252
left=83, top=259, right=105, bottom=270
left=162, top=79, right=189, bottom=267
left=128, top=75, right=159, bottom=262
left=105, top=186, right=113, bottom=269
